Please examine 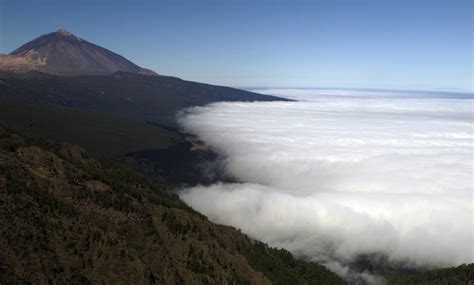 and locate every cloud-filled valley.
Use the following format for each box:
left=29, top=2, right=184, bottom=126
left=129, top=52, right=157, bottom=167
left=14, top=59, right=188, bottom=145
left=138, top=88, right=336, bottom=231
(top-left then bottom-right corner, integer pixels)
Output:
left=177, top=89, right=473, bottom=281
